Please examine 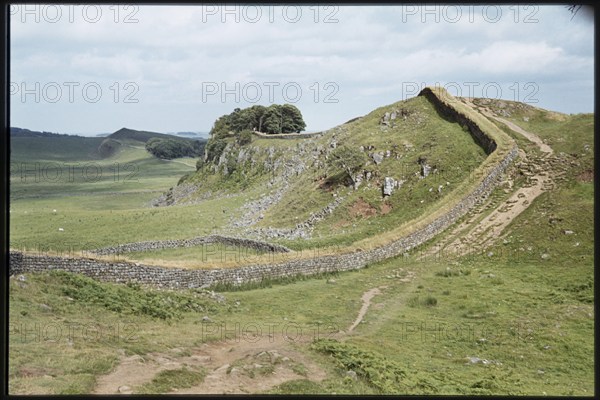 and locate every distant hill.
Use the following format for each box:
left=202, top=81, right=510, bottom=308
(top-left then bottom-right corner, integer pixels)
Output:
left=100, top=128, right=207, bottom=160
left=10, top=127, right=82, bottom=138
left=169, top=131, right=210, bottom=139
left=107, top=127, right=189, bottom=143
left=10, top=126, right=207, bottom=162
left=11, top=132, right=104, bottom=162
